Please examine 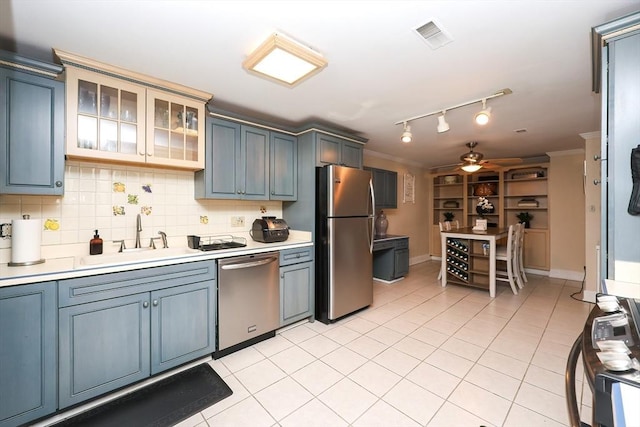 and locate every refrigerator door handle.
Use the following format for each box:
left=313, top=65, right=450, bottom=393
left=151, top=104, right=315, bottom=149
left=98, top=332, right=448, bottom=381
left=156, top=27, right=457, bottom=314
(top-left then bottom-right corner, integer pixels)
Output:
left=369, top=178, right=375, bottom=253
